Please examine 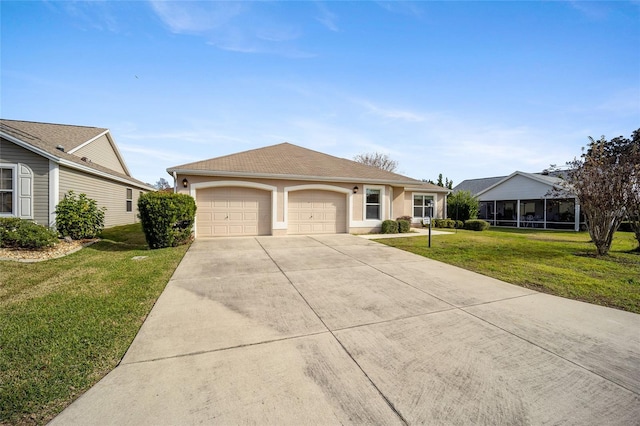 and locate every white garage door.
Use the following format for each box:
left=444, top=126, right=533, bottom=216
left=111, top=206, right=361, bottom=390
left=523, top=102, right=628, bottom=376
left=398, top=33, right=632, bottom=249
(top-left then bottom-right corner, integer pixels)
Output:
left=196, top=187, right=271, bottom=237
left=288, top=190, right=347, bottom=235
